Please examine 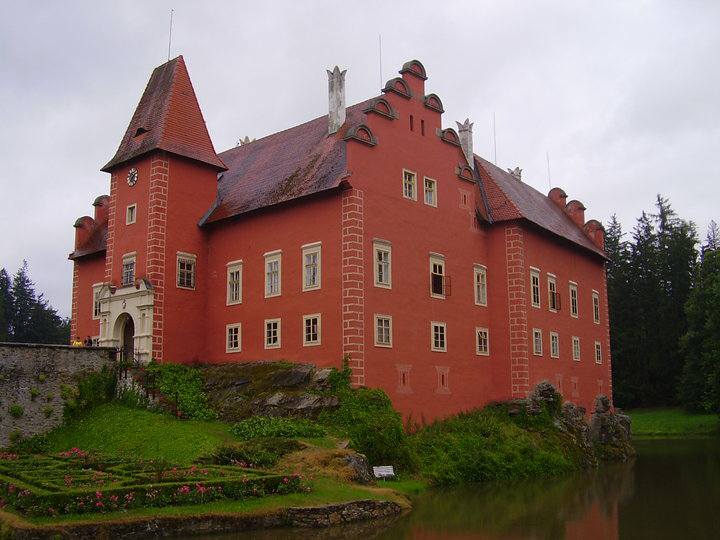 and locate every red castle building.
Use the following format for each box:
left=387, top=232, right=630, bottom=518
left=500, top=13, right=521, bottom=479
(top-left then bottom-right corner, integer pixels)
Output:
left=69, top=56, right=612, bottom=419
